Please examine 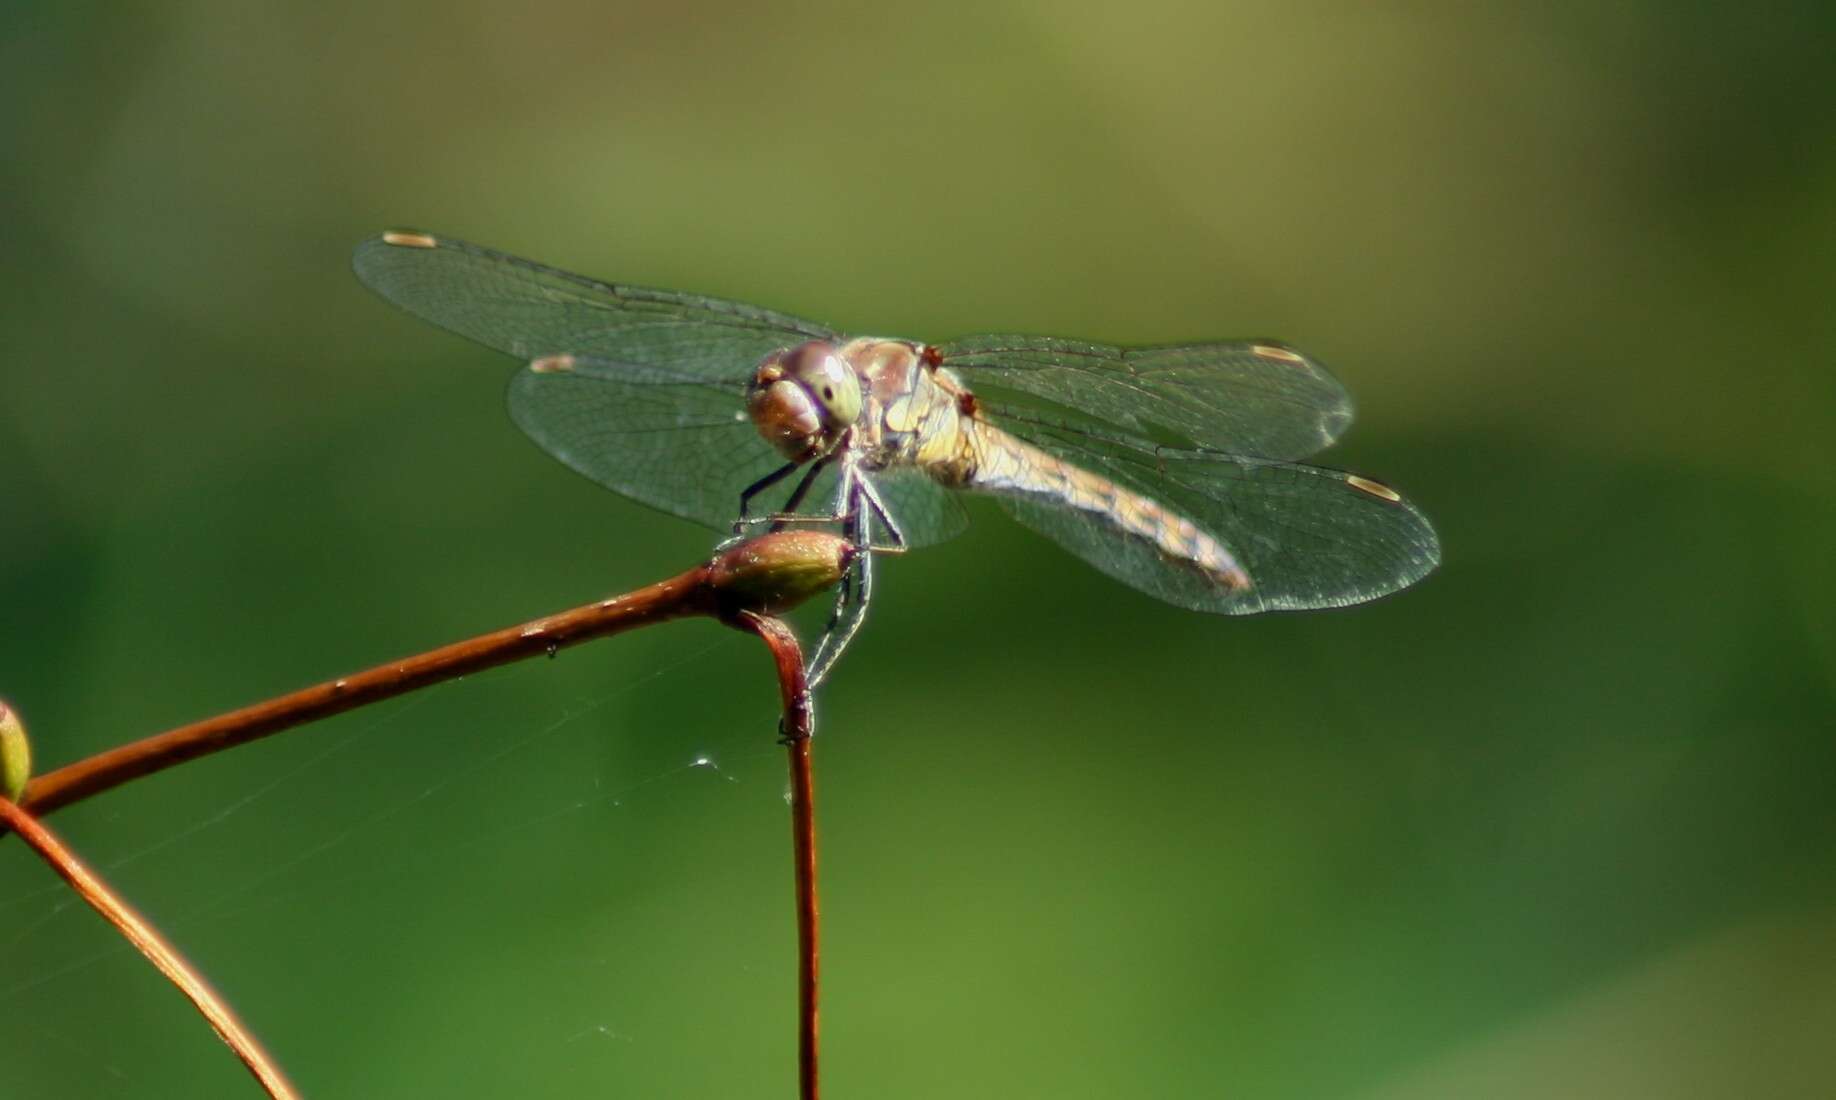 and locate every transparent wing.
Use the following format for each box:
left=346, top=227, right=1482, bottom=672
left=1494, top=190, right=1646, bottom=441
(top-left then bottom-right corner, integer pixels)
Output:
left=507, top=358, right=966, bottom=547
left=508, top=361, right=779, bottom=530
left=936, top=335, right=1353, bottom=462
left=861, top=467, right=970, bottom=547
left=354, top=232, right=835, bottom=379
left=978, top=412, right=1439, bottom=613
